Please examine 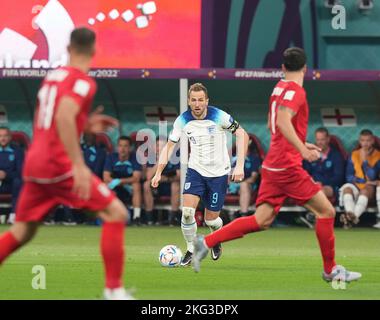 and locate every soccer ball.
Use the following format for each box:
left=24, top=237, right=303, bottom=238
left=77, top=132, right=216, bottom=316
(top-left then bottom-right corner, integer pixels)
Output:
left=159, top=245, right=183, bottom=267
